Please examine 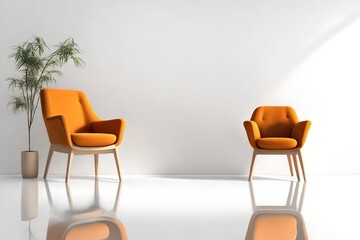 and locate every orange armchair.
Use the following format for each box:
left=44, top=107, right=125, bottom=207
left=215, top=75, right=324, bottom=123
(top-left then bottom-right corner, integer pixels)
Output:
left=40, top=88, right=126, bottom=182
left=243, top=106, right=311, bottom=181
